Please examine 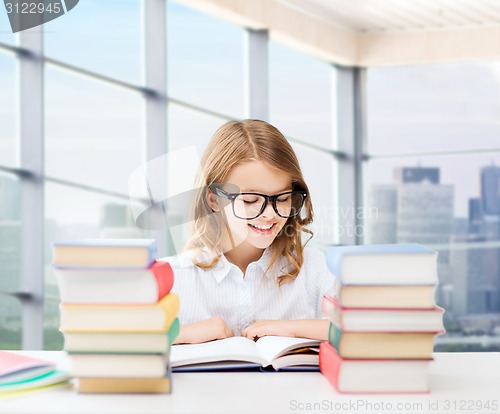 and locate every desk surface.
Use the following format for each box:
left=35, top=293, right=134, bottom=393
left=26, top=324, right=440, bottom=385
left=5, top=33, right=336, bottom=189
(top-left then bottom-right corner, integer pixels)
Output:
left=1, top=351, right=500, bottom=414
